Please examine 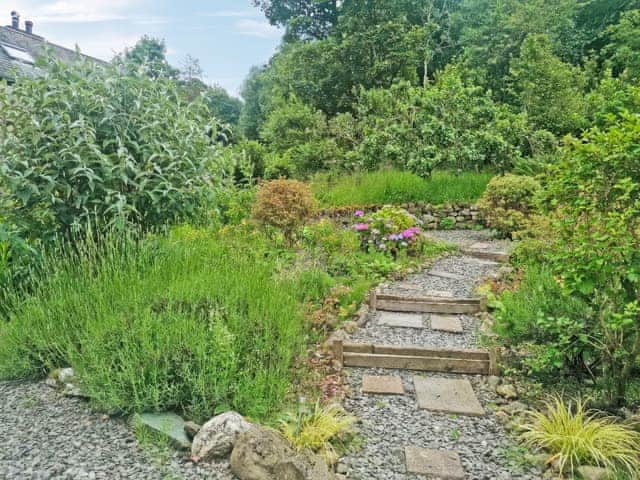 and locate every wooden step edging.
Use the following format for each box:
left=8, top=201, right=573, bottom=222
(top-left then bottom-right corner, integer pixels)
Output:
left=370, top=291, right=485, bottom=314
left=333, top=341, right=500, bottom=376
